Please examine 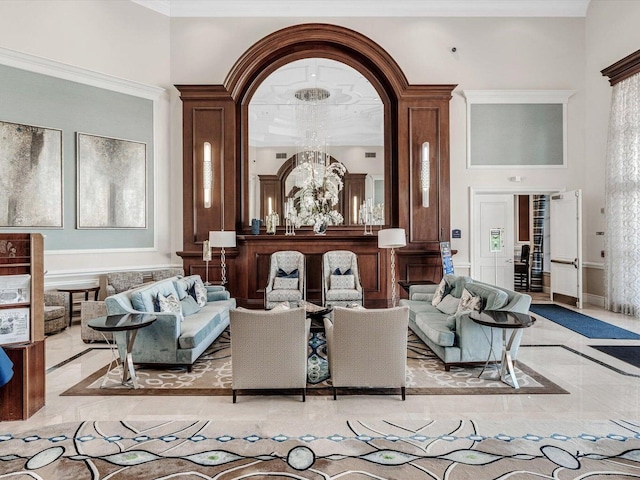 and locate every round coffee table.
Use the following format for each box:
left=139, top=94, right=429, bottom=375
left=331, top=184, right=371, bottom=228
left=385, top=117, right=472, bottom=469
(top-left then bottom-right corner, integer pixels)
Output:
left=58, top=285, right=101, bottom=327
left=469, top=310, right=536, bottom=389
left=88, top=313, right=157, bottom=389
